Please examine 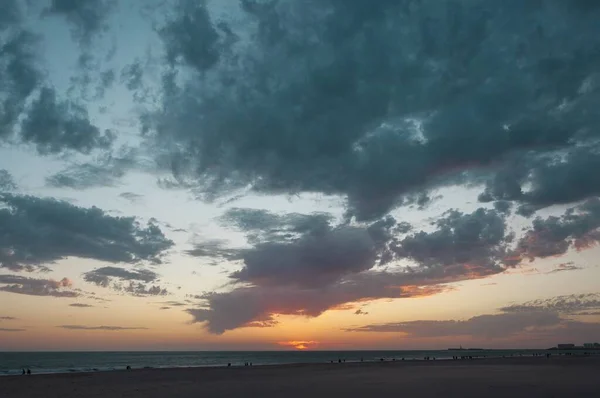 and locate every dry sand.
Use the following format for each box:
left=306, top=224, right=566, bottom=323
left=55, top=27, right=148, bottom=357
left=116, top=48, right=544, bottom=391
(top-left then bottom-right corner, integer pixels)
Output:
left=2, top=356, right=600, bottom=398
